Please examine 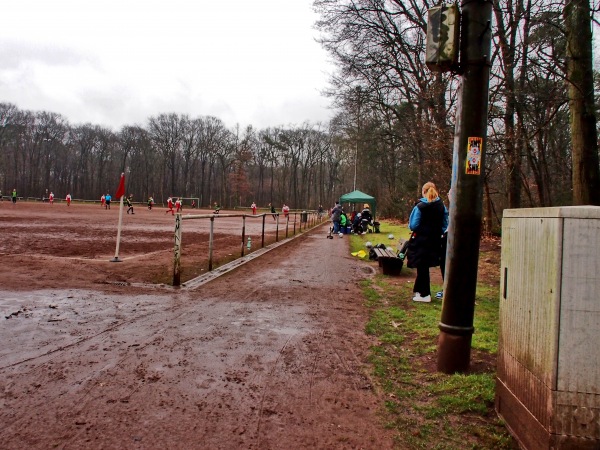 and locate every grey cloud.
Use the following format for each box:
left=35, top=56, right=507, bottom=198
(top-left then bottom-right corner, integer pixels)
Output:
left=0, top=39, right=92, bottom=69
